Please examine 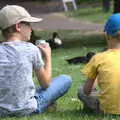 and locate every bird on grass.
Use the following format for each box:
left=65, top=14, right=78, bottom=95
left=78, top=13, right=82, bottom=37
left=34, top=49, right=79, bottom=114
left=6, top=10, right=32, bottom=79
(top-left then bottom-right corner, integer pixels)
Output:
left=66, top=52, right=95, bottom=64
left=30, top=31, right=63, bottom=49
left=46, top=32, right=63, bottom=49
